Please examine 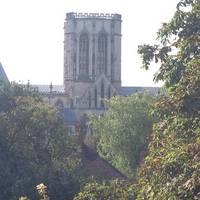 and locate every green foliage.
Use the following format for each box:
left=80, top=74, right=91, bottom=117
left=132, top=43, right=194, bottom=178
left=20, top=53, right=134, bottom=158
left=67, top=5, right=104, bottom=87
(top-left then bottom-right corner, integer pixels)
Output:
left=0, top=82, right=81, bottom=200
left=136, top=0, right=200, bottom=199
left=73, top=179, right=135, bottom=200
left=0, top=81, right=40, bottom=112
left=138, top=0, right=200, bottom=88
left=88, top=92, right=155, bottom=176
